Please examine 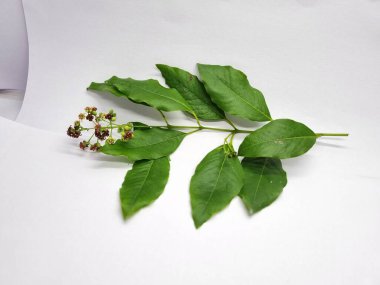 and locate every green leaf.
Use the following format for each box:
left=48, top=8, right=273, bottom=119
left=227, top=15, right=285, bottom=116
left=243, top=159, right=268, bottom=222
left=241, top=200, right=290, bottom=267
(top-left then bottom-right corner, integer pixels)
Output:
left=131, top=122, right=150, bottom=129
left=156, top=64, right=225, bottom=120
left=106, top=77, right=193, bottom=112
left=101, top=127, right=185, bottom=161
left=197, top=64, right=271, bottom=122
left=87, top=82, right=125, bottom=97
left=238, top=119, right=316, bottom=159
left=240, top=158, right=287, bottom=214
left=120, top=157, right=170, bottom=219
left=88, top=81, right=150, bottom=106
left=190, top=147, right=244, bottom=228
